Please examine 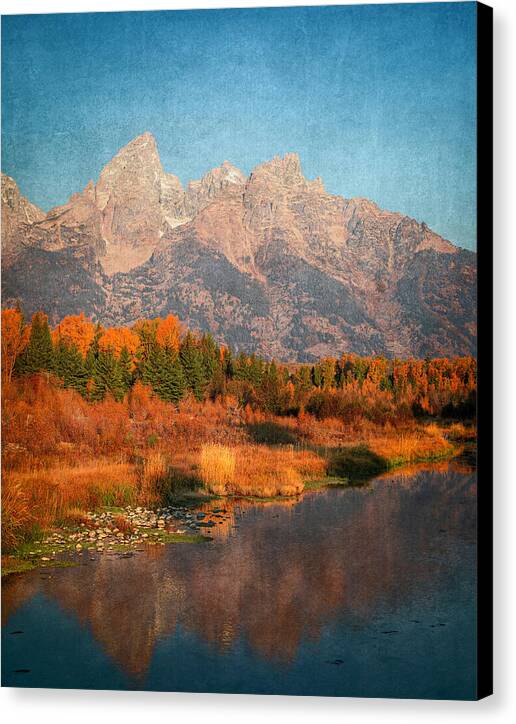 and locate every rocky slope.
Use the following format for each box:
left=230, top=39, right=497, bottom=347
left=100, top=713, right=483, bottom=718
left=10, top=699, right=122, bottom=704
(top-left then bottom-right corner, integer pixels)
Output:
left=1, top=133, right=476, bottom=361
